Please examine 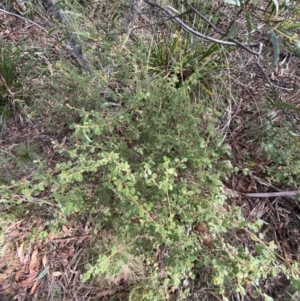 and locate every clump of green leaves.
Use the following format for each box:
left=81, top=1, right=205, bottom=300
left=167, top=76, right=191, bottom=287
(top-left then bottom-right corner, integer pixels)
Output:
left=146, top=28, right=223, bottom=92
left=260, top=119, right=300, bottom=187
